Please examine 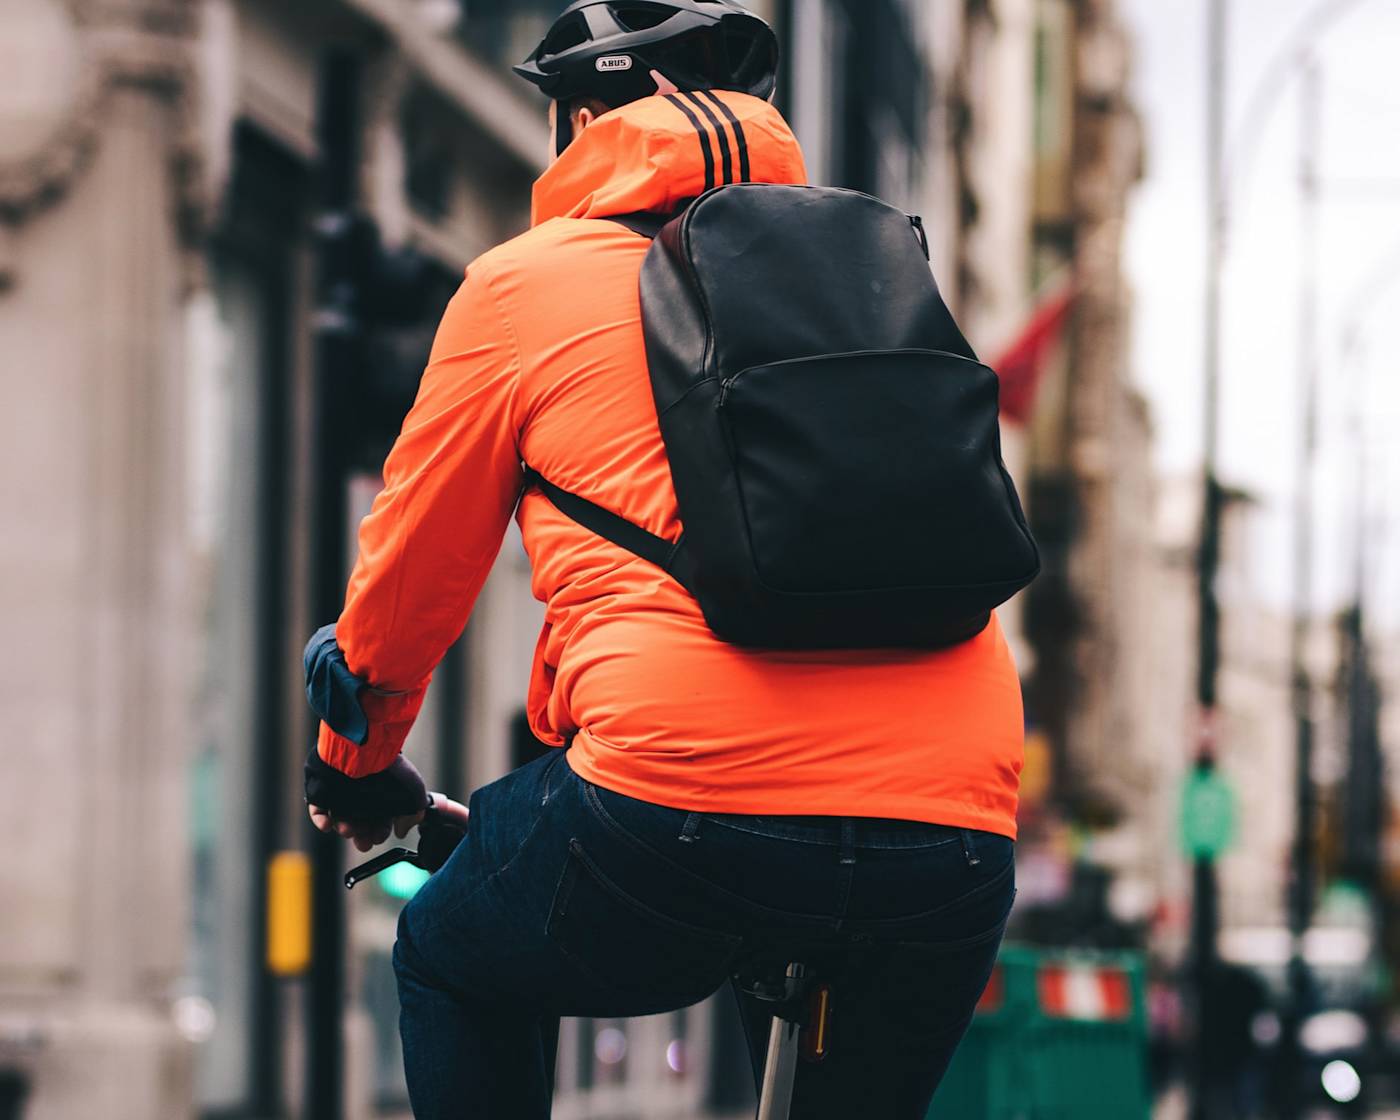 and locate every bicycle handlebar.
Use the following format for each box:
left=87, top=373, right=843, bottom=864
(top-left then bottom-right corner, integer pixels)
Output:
left=343, top=801, right=466, bottom=890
